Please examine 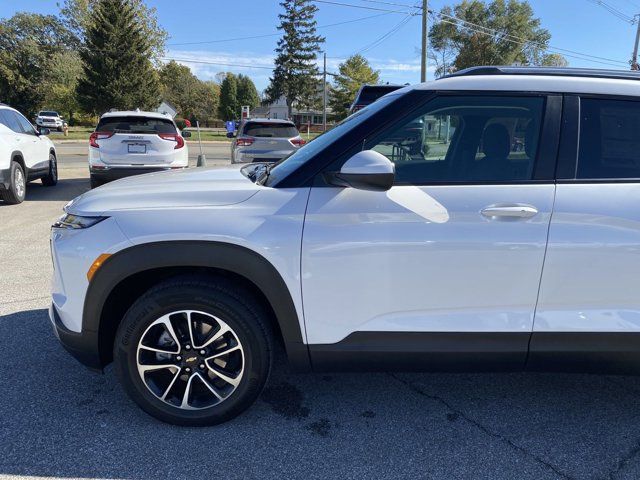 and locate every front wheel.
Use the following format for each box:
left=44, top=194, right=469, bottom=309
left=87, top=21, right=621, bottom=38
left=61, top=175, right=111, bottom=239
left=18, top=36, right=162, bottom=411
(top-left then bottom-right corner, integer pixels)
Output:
left=114, top=277, right=273, bottom=426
